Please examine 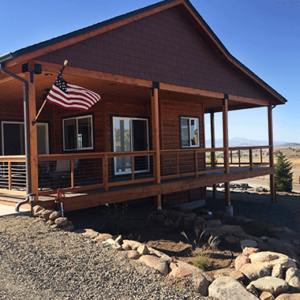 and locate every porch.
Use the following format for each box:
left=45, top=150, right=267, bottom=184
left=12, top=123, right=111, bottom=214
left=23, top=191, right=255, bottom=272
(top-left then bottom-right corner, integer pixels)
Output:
left=0, top=145, right=273, bottom=211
